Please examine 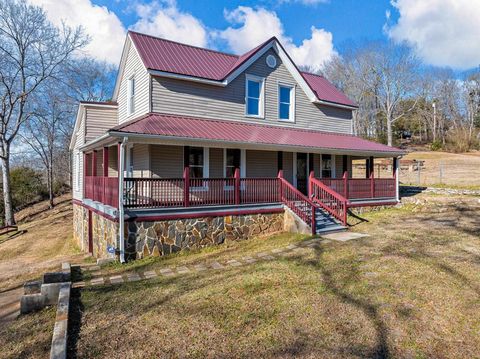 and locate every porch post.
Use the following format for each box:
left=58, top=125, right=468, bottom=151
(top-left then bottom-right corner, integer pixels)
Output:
left=183, top=167, right=190, bottom=207
left=343, top=171, right=349, bottom=199
left=234, top=168, right=241, bottom=205
left=369, top=156, right=374, bottom=198
left=393, top=157, right=399, bottom=202
left=277, top=170, right=283, bottom=202
left=103, top=147, right=109, bottom=204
